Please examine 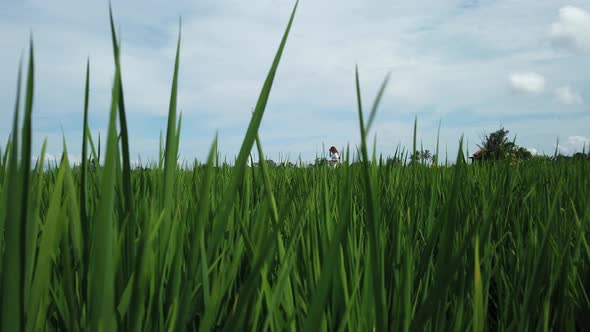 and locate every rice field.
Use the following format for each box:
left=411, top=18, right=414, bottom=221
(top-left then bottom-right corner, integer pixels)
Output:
left=1, top=3, right=589, bottom=331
